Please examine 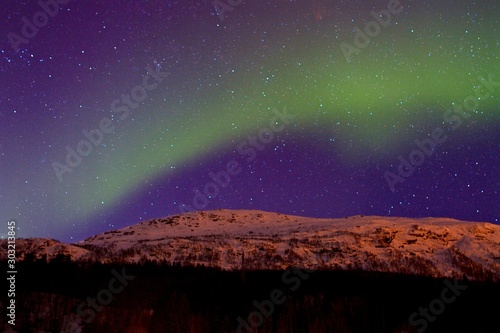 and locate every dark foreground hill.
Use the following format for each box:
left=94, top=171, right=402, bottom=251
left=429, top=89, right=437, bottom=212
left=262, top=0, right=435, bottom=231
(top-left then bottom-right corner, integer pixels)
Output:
left=1, top=260, right=499, bottom=333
